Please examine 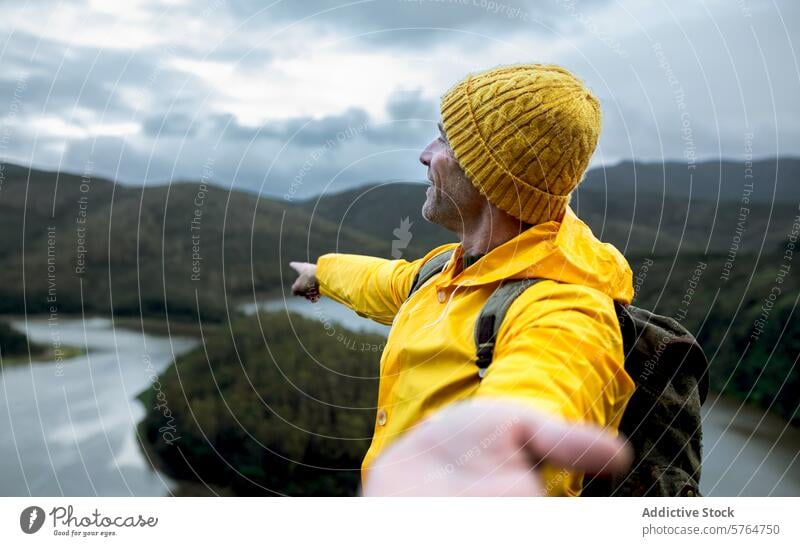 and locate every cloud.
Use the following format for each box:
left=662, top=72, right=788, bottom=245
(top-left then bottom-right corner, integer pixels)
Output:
left=224, top=0, right=613, bottom=48
left=386, top=88, right=438, bottom=120
left=142, top=111, right=199, bottom=138
left=0, top=0, right=797, bottom=200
